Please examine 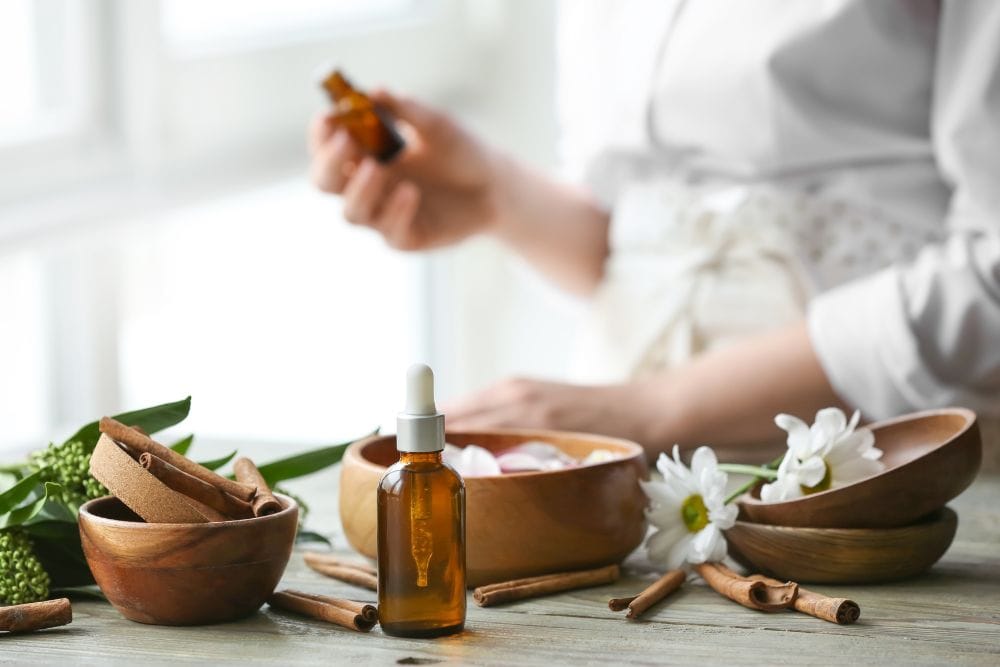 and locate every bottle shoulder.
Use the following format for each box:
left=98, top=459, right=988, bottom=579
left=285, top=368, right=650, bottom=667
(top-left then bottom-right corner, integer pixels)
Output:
left=379, top=459, right=465, bottom=490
